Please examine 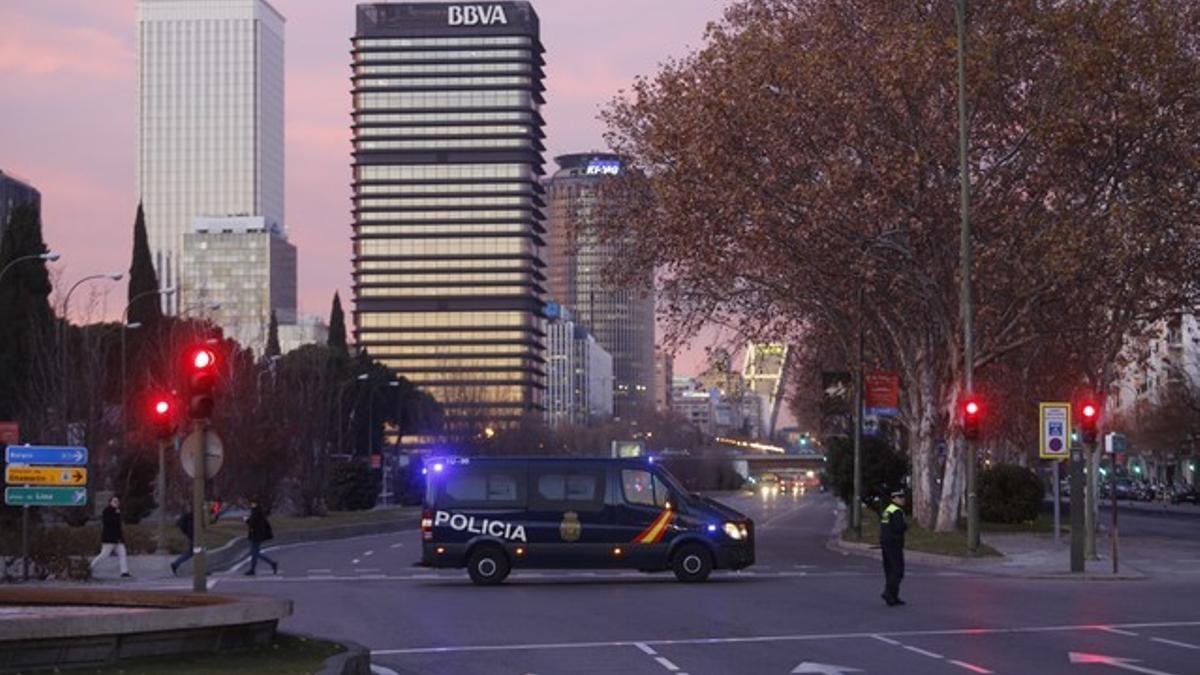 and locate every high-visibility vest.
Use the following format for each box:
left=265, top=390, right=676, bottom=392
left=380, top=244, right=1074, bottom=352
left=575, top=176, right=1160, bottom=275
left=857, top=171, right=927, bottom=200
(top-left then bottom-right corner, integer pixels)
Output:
left=881, top=503, right=902, bottom=524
